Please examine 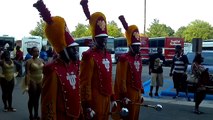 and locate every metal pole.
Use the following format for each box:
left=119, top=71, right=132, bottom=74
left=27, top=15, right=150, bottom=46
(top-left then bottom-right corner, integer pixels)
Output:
left=144, top=0, right=146, bottom=34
